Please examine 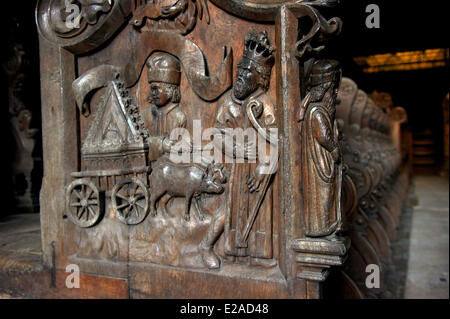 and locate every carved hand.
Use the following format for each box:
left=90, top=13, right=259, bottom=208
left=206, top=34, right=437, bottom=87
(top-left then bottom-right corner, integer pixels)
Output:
left=247, top=174, right=261, bottom=193
left=162, top=138, right=176, bottom=153
left=246, top=165, right=265, bottom=193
